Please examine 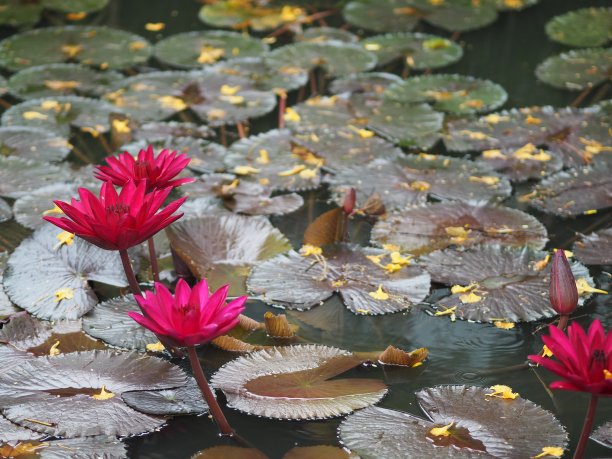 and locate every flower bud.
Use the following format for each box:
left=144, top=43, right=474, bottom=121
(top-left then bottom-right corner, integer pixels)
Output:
left=549, top=249, right=578, bottom=315
left=342, top=187, right=356, bottom=215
